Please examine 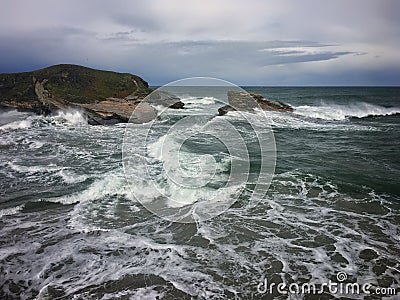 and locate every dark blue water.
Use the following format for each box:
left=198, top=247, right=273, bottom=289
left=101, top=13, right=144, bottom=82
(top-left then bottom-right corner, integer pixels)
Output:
left=0, top=87, right=399, bottom=299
